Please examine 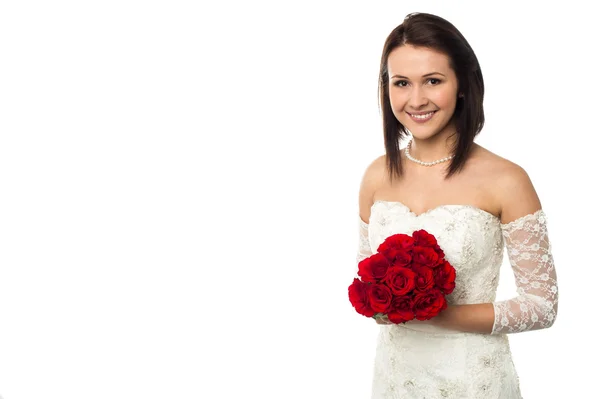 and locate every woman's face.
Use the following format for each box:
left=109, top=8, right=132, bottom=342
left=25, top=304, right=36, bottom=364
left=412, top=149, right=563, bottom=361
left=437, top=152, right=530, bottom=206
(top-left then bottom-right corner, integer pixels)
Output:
left=387, top=45, right=460, bottom=141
